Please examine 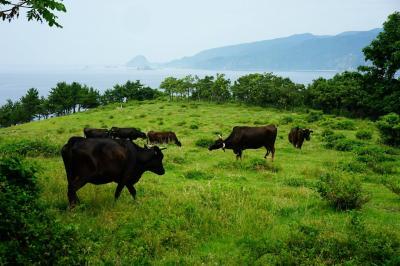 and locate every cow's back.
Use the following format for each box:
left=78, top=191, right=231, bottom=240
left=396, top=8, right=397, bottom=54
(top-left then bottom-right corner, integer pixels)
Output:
left=232, top=125, right=277, bottom=148
left=63, top=138, right=135, bottom=183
